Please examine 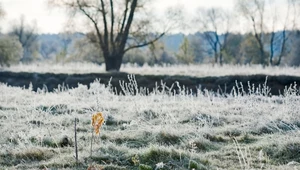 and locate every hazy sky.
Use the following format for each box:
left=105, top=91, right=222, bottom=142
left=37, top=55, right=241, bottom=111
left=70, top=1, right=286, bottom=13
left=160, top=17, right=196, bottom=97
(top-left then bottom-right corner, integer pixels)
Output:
left=0, top=0, right=291, bottom=34
left=0, top=0, right=236, bottom=34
